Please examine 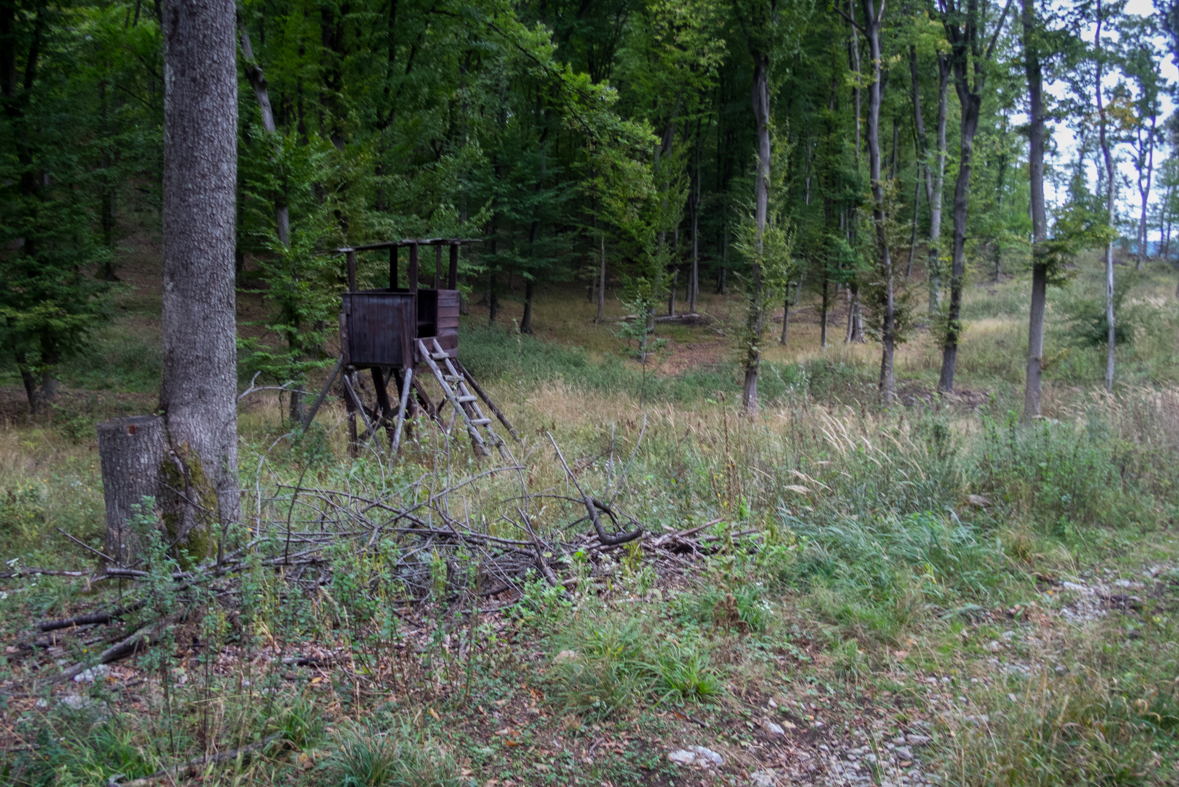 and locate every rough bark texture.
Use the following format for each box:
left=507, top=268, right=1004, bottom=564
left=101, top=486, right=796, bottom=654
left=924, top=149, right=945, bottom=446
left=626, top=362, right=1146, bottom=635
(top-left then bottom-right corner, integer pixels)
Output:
left=98, top=415, right=165, bottom=565
left=161, top=0, right=241, bottom=545
left=742, top=50, right=771, bottom=415
left=1022, top=0, right=1048, bottom=421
